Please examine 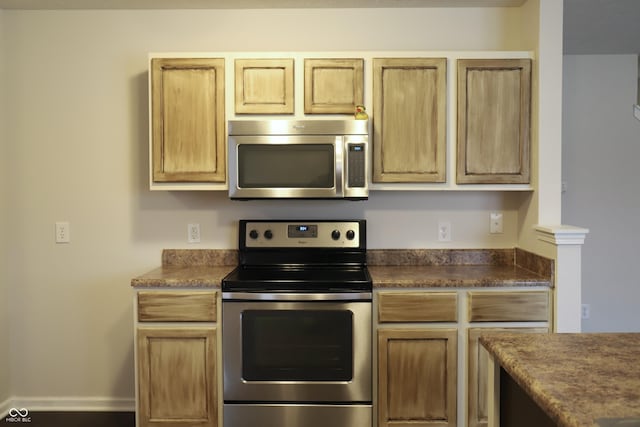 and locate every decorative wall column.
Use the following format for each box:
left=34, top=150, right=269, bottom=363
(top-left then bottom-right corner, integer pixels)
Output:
left=535, top=225, right=589, bottom=332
